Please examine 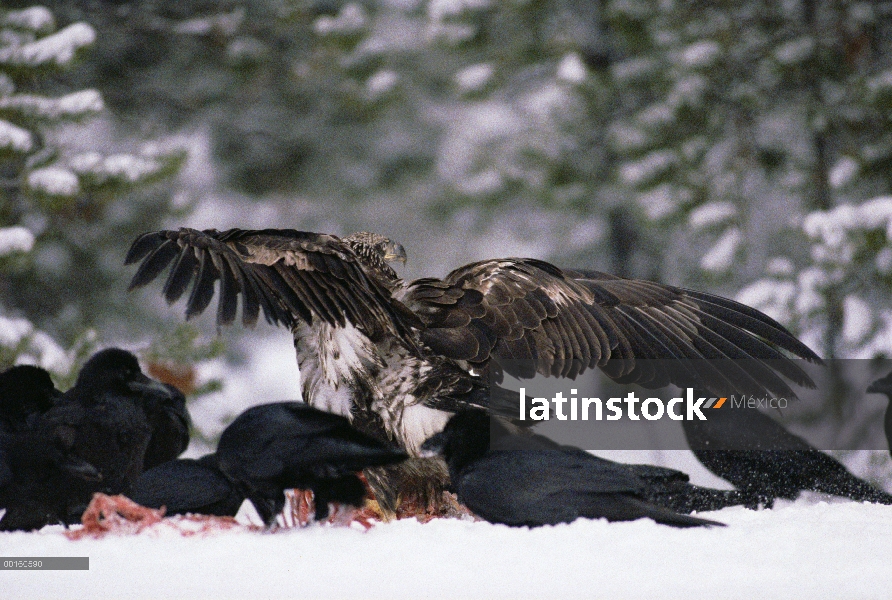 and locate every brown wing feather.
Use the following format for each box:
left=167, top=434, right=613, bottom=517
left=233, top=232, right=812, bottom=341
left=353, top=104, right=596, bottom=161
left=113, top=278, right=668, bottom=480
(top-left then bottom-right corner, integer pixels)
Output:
left=126, top=228, right=419, bottom=341
left=400, top=259, right=823, bottom=397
